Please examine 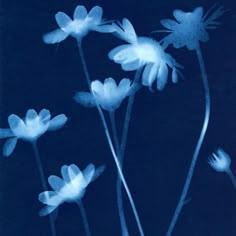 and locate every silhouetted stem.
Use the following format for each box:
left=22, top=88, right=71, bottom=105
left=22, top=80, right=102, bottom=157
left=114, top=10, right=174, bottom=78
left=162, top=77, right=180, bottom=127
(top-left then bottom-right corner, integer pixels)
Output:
left=78, top=41, right=144, bottom=236
left=226, top=169, right=236, bottom=190
left=97, top=105, right=144, bottom=236
left=166, top=44, right=210, bottom=236
left=115, top=69, right=143, bottom=236
left=32, top=141, right=56, bottom=236
left=77, top=201, right=91, bottom=236
left=109, top=111, right=120, bottom=154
